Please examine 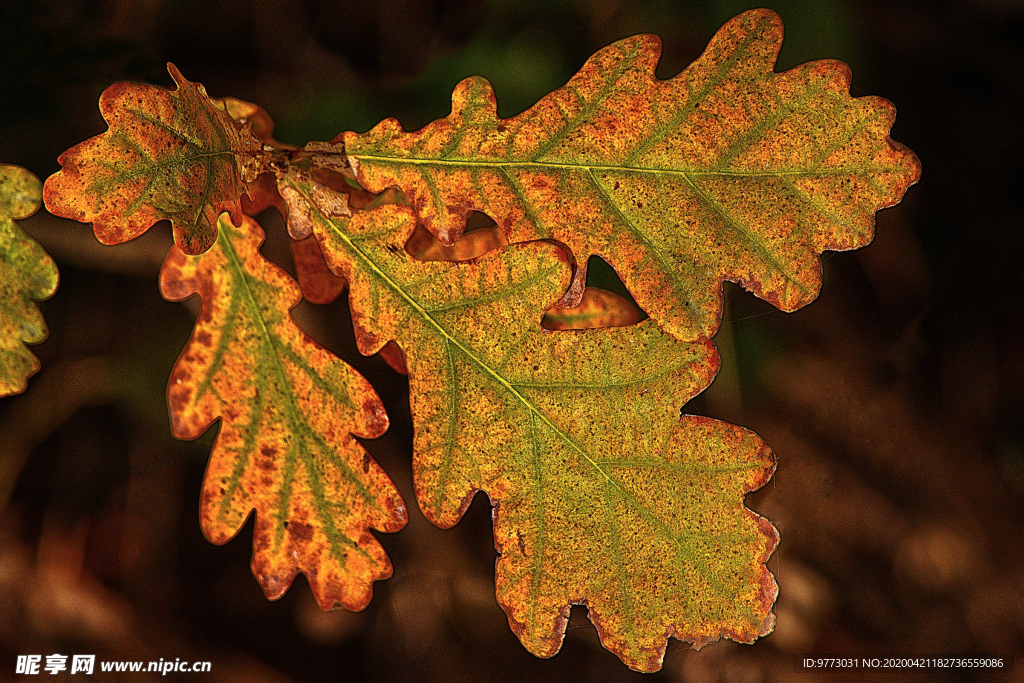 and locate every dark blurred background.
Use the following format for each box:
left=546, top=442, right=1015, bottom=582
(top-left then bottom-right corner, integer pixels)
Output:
left=1, top=0, right=1023, bottom=681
